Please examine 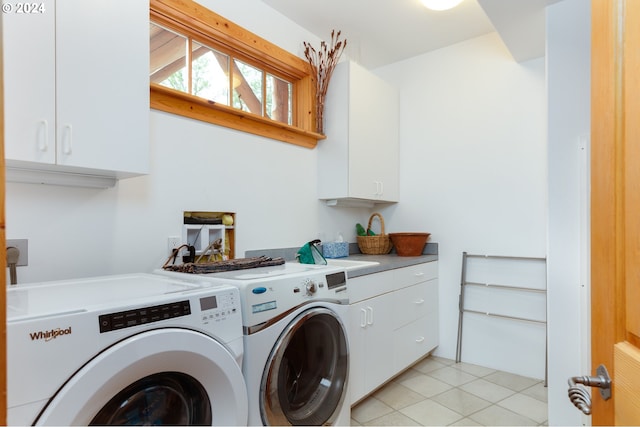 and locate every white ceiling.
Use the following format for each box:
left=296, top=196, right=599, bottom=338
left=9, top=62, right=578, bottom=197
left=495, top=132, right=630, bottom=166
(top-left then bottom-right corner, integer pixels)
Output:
left=260, top=0, right=562, bottom=69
